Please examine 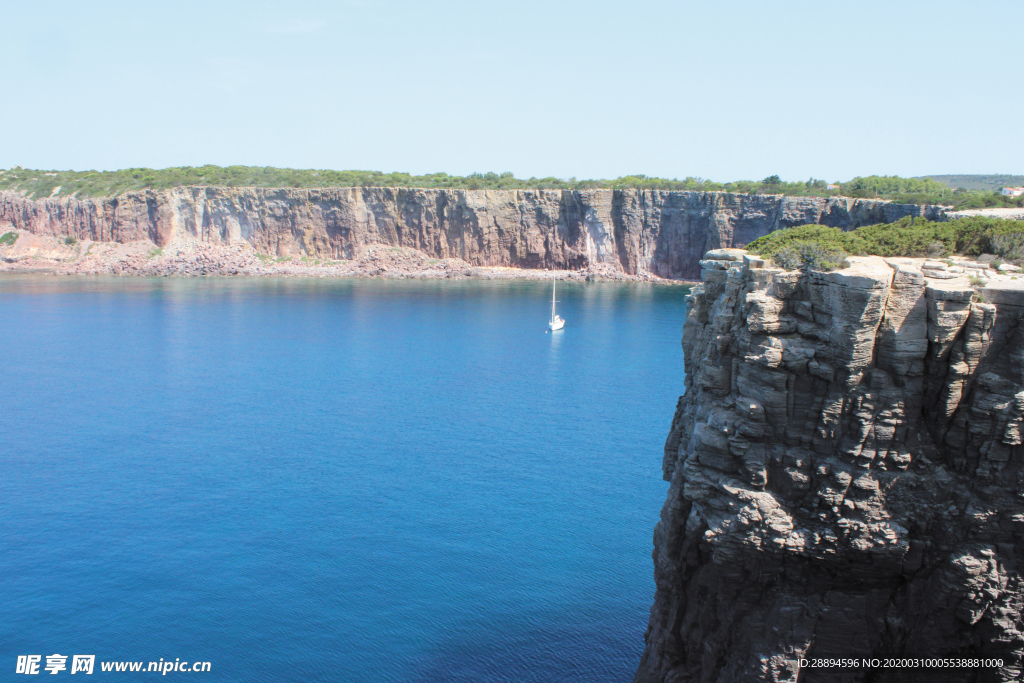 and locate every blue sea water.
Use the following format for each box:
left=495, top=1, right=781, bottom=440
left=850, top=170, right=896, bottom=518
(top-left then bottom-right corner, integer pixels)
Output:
left=0, top=275, right=688, bottom=682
